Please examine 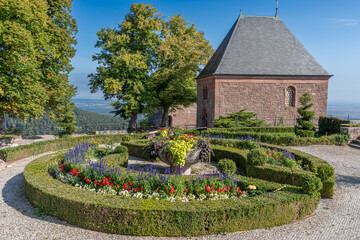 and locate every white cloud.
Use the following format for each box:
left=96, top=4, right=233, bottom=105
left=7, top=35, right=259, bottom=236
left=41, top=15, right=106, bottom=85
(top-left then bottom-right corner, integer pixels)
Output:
left=328, top=18, right=358, bottom=26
